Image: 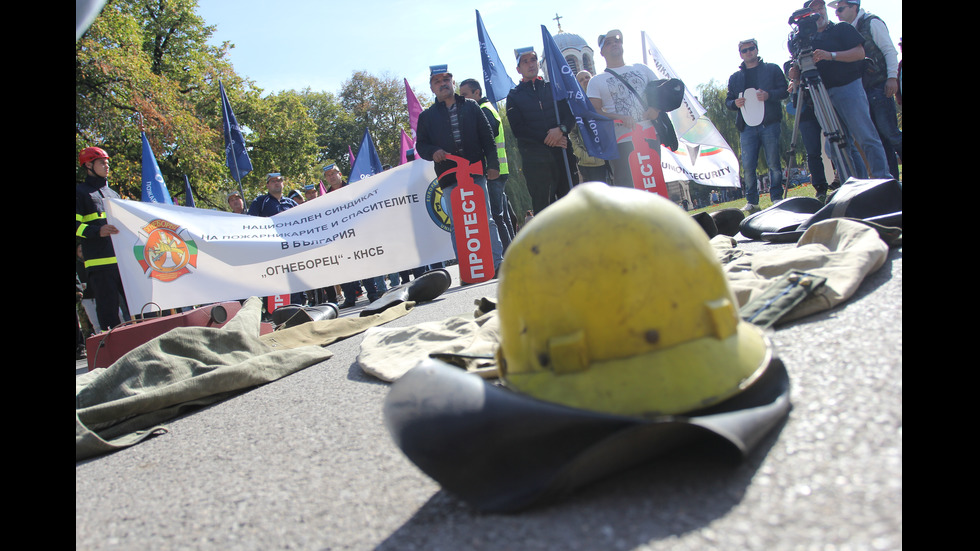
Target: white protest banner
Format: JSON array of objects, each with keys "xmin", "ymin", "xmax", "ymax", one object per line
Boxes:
[
  {"xmin": 107, "ymin": 160, "xmax": 454, "ymax": 313},
  {"xmin": 642, "ymin": 31, "xmax": 740, "ymax": 189}
]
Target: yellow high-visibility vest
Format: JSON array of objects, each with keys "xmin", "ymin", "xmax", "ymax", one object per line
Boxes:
[{"xmin": 482, "ymin": 100, "xmax": 509, "ymax": 176}]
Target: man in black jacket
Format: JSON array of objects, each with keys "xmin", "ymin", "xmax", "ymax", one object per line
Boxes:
[
  {"xmin": 726, "ymin": 39, "xmax": 789, "ymax": 213},
  {"xmin": 506, "ymin": 47, "xmax": 578, "ymax": 216},
  {"xmin": 415, "ymin": 65, "xmax": 503, "ymax": 272},
  {"xmin": 75, "ymin": 146, "xmax": 129, "ymax": 330}
]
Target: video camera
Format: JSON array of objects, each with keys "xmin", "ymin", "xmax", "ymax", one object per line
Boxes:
[{"xmin": 787, "ymin": 8, "xmax": 821, "ymax": 59}]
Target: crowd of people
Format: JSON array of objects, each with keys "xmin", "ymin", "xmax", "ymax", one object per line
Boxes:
[
  {"xmin": 727, "ymin": 0, "xmax": 901, "ymax": 211},
  {"xmin": 77, "ymin": 4, "xmax": 901, "ymax": 355}
]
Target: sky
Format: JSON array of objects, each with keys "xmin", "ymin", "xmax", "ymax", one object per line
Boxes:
[{"xmin": 196, "ymin": 0, "xmax": 902, "ymax": 100}]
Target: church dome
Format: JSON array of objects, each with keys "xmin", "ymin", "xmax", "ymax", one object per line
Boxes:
[
  {"xmin": 554, "ymin": 32, "xmax": 589, "ymax": 52},
  {"xmin": 542, "ymin": 30, "xmax": 597, "ymax": 78}
]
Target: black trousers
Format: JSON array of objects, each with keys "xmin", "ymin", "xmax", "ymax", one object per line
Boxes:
[
  {"xmin": 519, "ymin": 147, "xmax": 577, "ymax": 215},
  {"xmin": 88, "ymin": 268, "xmax": 128, "ymax": 330}
]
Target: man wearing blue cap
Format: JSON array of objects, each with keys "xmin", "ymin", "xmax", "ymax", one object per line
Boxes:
[
  {"xmin": 248, "ymin": 173, "xmax": 298, "ymax": 217},
  {"xmin": 506, "ymin": 47, "xmax": 578, "ymax": 215},
  {"xmin": 321, "ymin": 163, "xmax": 346, "ymax": 194},
  {"xmin": 317, "ymin": 162, "xmax": 381, "ymax": 307},
  {"xmin": 416, "ymin": 64, "xmax": 503, "ymax": 273},
  {"xmin": 247, "ymin": 172, "xmax": 304, "ymax": 306},
  {"xmin": 304, "ymin": 184, "xmax": 318, "ymax": 202}
]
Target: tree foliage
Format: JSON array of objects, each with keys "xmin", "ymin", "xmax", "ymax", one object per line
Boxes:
[
  {"xmin": 76, "ymin": 2, "xmax": 440, "ymax": 210},
  {"xmin": 76, "ymin": 0, "xmax": 261, "ymax": 209},
  {"xmin": 340, "ymin": 71, "xmax": 415, "ymax": 170}
]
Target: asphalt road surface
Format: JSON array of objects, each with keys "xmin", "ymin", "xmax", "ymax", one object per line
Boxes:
[{"xmin": 76, "ymin": 236, "xmax": 902, "ymax": 550}]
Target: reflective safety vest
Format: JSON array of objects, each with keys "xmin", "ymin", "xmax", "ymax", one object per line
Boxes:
[
  {"xmin": 76, "ymin": 176, "xmax": 120, "ymax": 271},
  {"xmin": 480, "ymin": 99, "xmax": 509, "ymax": 176}
]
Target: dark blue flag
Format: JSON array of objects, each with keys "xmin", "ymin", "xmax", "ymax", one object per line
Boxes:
[
  {"xmin": 220, "ymin": 80, "xmax": 253, "ymax": 182},
  {"xmin": 183, "ymin": 175, "xmax": 195, "ymax": 207},
  {"xmin": 476, "ymin": 10, "xmax": 515, "ymax": 105},
  {"xmin": 141, "ymin": 131, "xmax": 174, "ymax": 204},
  {"xmin": 541, "ymin": 25, "xmax": 618, "ymax": 160},
  {"xmin": 349, "ymin": 128, "xmax": 383, "ymax": 183}
]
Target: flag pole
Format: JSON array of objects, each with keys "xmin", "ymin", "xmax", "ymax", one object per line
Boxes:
[
  {"xmin": 541, "ymin": 26, "xmax": 575, "ymax": 192},
  {"xmin": 549, "ymin": 92, "xmax": 575, "ymax": 192},
  {"xmin": 219, "ymin": 80, "xmax": 246, "ymax": 200}
]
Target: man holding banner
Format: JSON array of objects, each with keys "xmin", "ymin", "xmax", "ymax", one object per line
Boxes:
[
  {"xmin": 247, "ymin": 173, "xmax": 298, "ymax": 217},
  {"xmin": 247, "ymin": 172, "xmax": 305, "ymax": 306},
  {"xmin": 416, "ymin": 65, "xmax": 503, "ymax": 274},
  {"xmin": 586, "ymin": 30, "xmax": 665, "ymax": 191},
  {"xmin": 76, "ymin": 146, "xmax": 129, "ymax": 330}
]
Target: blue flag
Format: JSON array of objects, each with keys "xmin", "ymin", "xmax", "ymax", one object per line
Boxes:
[
  {"xmin": 141, "ymin": 131, "xmax": 174, "ymax": 204},
  {"xmin": 220, "ymin": 80, "xmax": 253, "ymax": 182},
  {"xmin": 183, "ymin": 175, "xmax": 195, "ymax": 208},
  {"xmin": 476, "ymin": 10, "xmax": 515, "ymax": 105},
  {"xmin": 541, "ymin": 25, "xmax": 618, "ymax": 160},
  {"xmin": 349, "ymin": 128, "xmax": 383, "ymax": 183}
]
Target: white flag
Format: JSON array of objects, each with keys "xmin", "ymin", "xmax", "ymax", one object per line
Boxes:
[{"xmin": 642, "ymin": 31, "xmax": 740, "ymax": 188}]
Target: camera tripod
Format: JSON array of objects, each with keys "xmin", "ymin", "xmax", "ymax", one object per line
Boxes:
[{"xmin": 786, "ymin": 50, "xmax": 856, "ymax": 184}]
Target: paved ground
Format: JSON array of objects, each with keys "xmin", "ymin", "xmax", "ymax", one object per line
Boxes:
[{"xmin": 76, "ymin": 235, "xmax": 902, "ymax": 550}]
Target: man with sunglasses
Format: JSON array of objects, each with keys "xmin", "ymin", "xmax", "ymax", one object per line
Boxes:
[
  {"xmin": 830, "ymin": 0, "xmax": 902, "ymax": 179},
  {"xmin": 726, "ymin": 38, "xmax": 789, "ymax": 213},
  {"xmin": 586, "ymin": 30, "xmax": 663, "ymax": 189}
]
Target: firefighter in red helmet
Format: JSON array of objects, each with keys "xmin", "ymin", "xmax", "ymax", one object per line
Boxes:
[{"xmin": 76, "ymin": 146, "xmax": 129, "ymax": 330}]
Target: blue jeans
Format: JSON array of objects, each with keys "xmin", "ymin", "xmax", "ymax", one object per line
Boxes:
[
  {"xmin": 739, "ymin": 122, "xmax": 783, "ymax": 204},
  {"xmin": 866, "ymin": 81, "xmax": 902, "ymax": 179},
  {"xmin": 486, "ymin": 174, "xmax": 514, "ymax": 253},
  {"xmin": 441, "ymin": 175, "xmax": 503, "ymax": 272},
  {"xmin": 828, "ymin": 78, "xmax": 892, "ymax": 180}
]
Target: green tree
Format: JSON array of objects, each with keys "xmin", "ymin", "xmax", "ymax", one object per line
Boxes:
[
  {"xmin": 245, "ymin": 90, "xmax": 319, "ymax": 195},
  {"xmin": 76, "ymin": 0, "xmax": 260, "ymax": 209},
  {"xmin": 299, "ymin": 88, "xmax": 358, "ymax": 175},
  {"xmin": 339, "ymin": 71, "xmax": 414, "ymax": 168}
]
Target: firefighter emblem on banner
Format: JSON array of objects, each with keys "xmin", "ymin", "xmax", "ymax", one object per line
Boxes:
[{"xmin": 133, "ymin": 219, "xmax": 198, "ymax": 282}]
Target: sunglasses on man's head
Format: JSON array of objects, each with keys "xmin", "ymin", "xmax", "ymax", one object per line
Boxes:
[{"xmin": 740, "ymin": 45, "xmax": 757, "ymax": 54}]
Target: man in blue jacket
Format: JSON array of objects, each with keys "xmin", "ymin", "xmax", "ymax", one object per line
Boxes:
[
  {"xmin": 247, "ymin": 173, "xmax": 306, "ymax": 306},
  {"xmin": 726, "ymin": 39, "xmax": 789, "ymax": 213}
]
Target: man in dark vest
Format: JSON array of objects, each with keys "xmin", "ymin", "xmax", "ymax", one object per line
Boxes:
[{"xmin": 831, "ymin": 0, "xmax": 902, "ymax": 179}]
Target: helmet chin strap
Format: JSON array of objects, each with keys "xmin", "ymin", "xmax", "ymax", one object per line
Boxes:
[{"xmin": 85, "ymin": 163, "xmax": 108, "ymax": 184}]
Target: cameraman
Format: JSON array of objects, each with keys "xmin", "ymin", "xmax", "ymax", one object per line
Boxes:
[{"xmin": 788, "ymin": 0, "xmax": 892, "ymax": 180}]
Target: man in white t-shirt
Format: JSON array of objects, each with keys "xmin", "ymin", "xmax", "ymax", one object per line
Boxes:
[{"xmin": 586, "ymin": 29, "xmax": 663, "ymax": 189}]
